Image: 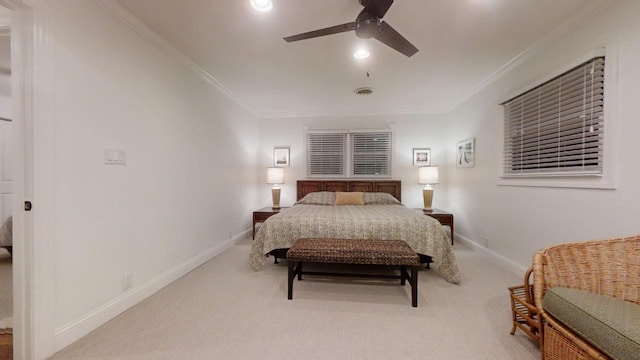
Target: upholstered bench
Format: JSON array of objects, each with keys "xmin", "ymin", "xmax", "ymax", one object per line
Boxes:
[{"xmin": 286, "ymin": 238, "xmax": 421, "ymax": 307}]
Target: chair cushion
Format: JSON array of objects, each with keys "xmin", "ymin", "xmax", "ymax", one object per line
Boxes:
[{"xmin": 543, "ymin": 287, "xmax": 640, "ymax": 360}]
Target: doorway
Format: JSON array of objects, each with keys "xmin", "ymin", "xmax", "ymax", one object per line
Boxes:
[{"xmin": 0, "ymin": 9, "xmax": 12, "ymax": 358}]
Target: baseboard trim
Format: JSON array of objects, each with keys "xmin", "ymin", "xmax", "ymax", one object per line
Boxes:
[
  {"xmin": 53, "ymin": 230, "xmax": 249, "ymax": 351},
  {"xmin": 454, "ymin": 233, "xmax": 529, "ymax": 278}
]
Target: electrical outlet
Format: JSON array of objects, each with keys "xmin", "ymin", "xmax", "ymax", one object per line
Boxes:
[{"xmin": 122, "ymin": 273, "xmax": 133, "ymax": 290}]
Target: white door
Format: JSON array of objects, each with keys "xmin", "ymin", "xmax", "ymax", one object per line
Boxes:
[
  {"xmin": 0, "ymin": 117, "xmax": 11, "ymax": 223},
  {"xmin": 0, "ymin": 116, "xmax": 10, "ymax": 331}
]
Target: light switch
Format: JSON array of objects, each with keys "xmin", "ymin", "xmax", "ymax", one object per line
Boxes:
[{"xmin": 104, "ymin": 148, "xmax": 126, "ymax": 165}]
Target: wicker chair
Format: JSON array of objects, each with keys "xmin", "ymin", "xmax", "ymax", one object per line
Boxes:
[{"xmin": 533, "ymin": 235, "xmax": 640, "ymax": 360}]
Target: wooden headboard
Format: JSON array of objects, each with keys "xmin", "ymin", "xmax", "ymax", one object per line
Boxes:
[{"xmin": 297, "ymin": 180, "xmax": 402, "ymax": 202}]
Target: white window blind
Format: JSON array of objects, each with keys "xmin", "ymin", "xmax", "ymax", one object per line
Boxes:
[
  {"xmin": 502, "ymin": 56, "xmax": 605, "ymax": 176},
  {"xmin": 351, "ymin": 131, "xmax": 392, "ymax": 177},
  {"xmin": 306, "ymin": 130, "xmax": 392, "ymax": 178},
  {"xmin": 306, "ymin": 132, "xmax": 347, "ymax": 177}
]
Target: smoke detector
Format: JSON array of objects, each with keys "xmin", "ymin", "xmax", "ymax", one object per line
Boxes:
[{"xmin": 354, "ymin": 87, "xmax": 373, "ymax": 95}]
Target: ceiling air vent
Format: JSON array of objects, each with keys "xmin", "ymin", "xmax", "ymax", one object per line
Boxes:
[{"xmin": 354, "ymin": 87, "xmax": 373, "ymax": 95}]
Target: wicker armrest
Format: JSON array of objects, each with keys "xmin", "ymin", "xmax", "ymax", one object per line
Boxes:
[{"xmin": 532, "ymin": 252, "xmax": 547, "ymax": 316}]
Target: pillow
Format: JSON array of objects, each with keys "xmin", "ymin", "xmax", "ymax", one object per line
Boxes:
[
  {"xmin": 335, "ymin": 192, "xmax": 364, "ymax": 205},
  {"xmin": 363, "ymin": 192, "xmax": 401, "ymax": 205},
  {"xmin": 295, "ymin": 191, "xmax": 336, "ymax": 205}
]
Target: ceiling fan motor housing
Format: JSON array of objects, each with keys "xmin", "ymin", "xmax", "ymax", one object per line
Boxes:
[
  {"xmin": 355, "ymin": 12, "xmax": 382, "ymax": 39},
  {"xmin": 283, "ymin": 0, "xmax": 418, "ymax": 57}
]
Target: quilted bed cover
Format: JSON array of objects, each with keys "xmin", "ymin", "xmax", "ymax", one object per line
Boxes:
[
  {"xmin": 0, "ymin": 216, "xmax": 11, "ymax": 247},
  {"xmin": 249, "ymin": 204, "xmax": 461, "ymax": 284}
]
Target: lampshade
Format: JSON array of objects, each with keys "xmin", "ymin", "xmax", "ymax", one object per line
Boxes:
[
  {"xmin": 418, "ymin": 166, "xmax": 439, "ymax": 185},
  {"xmin": 266, "ymin": 167, "xmax": 284, "ymax": 185}
]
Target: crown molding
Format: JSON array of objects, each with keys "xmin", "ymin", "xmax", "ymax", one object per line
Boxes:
[
  {"xmin": 444, "ymin": 0, "xmax": 618, "ymax": 113},
  {"xmin": 96, "ymin": 0, "xmax": 259, "ymax": 118},
  {"xmin": 98, "ymin": 0, "xmax": 617, "ymax": 120},
  {"xmin": 0, "ymin": 0, "xmax": 26, "ymax": 9},
  {"xmin": 256, "ymin": 104, "xmax": 449, "ymax": 119}
]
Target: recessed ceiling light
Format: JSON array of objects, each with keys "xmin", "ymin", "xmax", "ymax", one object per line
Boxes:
[
  {"xmin": 353, "ymin": 49, "xmax": 370, "ymax": 59},
  {"xmin": 250, "ymin": 0, "xmax": 273, "ymax": 12},
  {"xmin": 354, "ymin": 87, "xmax": 373, "ymax": 95}
]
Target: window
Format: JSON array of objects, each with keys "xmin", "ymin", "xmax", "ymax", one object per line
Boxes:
[
  {"xmin": 306, "ymin": 130, "xmax": 392, "ymax": 178},
  {"xmin": 306, "ymin": 132, "xmax": 347, "ymax": 177},
  {"xmin": 502, "ymin": 56, "xmax": 604, "ymax": 177}
]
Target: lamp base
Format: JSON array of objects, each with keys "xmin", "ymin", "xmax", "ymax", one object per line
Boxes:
[
  {"xmin": 271, "ymin": 187, "xmax": 281, "ymax": 209},
  {"xmin": 422, "ymin": 187, "xmax": 434, "ymax": 211}
]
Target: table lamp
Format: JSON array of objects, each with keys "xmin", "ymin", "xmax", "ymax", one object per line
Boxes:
[
  {"xmin": 418, "ymin": 166, "xmax": 439, "ymax": 210},
  {"xmin": 266, "ymin": 167, "xmax": 284, "ymax": 209}
]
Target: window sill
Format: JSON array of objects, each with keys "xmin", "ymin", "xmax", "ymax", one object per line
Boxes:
[{"xmin": 497, "ymin": 176, "xmax": 616, "ymax": 190}]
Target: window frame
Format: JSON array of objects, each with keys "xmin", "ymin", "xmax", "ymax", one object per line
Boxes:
[
  {"xmin": 305, "ymin": 129, "xmax": 393, "ymax": 179},
  {"xmin": 498, "ymin": 47, "xmax": 618, "ymax": 190}
]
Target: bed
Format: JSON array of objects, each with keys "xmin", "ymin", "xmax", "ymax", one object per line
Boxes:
[
  {"xmin": 0, "ymin": 216, "xmax": 11, "ymax": 255},
  {"xmin": 249, "ymin": 180, "xmax": 461, "ymax": 284}
]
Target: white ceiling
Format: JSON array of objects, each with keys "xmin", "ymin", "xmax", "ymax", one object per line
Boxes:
[{"xmin": 116, "ymin": 0, "xmax": 614, "ymax": 118}]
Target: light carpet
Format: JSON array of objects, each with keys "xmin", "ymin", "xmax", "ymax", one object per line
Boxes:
[
  {"xmin": 50, "ymin": 237, "xmax": 539, "ymax": 359},
  {"xmin": 0, "ymin": 250, "xmax": 11, "ymax": 330}
]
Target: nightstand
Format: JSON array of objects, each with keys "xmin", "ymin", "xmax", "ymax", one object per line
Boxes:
[
  {"xmin": 421, "ymin": 209, "xmax": 454, "ymax": 245},
  {"xmin": 253, "ymin": 207, "xmax": 289, "ymax": 240}
]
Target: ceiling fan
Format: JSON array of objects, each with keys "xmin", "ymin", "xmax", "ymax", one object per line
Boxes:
[{"xmin": 283, "ymin": 0, "xmax": 419, "ymax": 57}]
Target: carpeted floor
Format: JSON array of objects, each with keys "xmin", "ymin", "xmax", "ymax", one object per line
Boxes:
[{"xmin": 50, "ymin": 237, "xmax": 540, "ymax": 359}]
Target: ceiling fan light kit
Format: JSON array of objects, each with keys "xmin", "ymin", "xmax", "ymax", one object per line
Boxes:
[
  {"xmin": 353, "ymin": 48, "xmax": 370, "ymax": 59},
  {"xmin": 283, "ymin": 0, "xmax": 418, "ymax": 58},
  {"xmin": 250, "ymin": 0, "xmax": 272, "ymax": 12}
]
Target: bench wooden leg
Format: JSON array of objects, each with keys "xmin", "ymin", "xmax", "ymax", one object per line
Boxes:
[
  {"xmin": 400, "ymin": 266, "xmax": 407, "ymax": 285},
  {"xmin": 411, "ymin": 266, "xmax": 418, "ymax": 307},
  {"xmin": 288, "ymin": 261, "xmax": 295, "ymax": 300}
]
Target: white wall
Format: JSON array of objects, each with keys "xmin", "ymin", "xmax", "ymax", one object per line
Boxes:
[
  {"xmin": 445, "ymin": 0, "xmax": 640, "ymax": 268},
  {"xmin": 34, "ymin": 0, "xmax": 258, "ymax": 353},
  {"xmin": 257, "ymin": 114, "xmax": 450, "ymax": 210}
]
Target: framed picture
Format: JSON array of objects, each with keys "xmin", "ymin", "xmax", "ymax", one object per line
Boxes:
[
  {"xmin": 413, "ymin": 148, "xmax": 431, "ymax": 166},
  {"xmin": 274, "ymin": 146, "xmax": 290, "ymax": 167},
  {"xmin": 456, "ymin": 138, "xmax": 475, "ymax": 168}
]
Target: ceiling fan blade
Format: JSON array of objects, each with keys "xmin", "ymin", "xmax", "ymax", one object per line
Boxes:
[
  {"xmin": 284, "ymin": 22, "xmax": 356, "ymax": 42},
  {"xmin": 363, "ymin": 0, "xmax": 394, "ymax": 19},
  {"xmin": 375, "ymin": 21, "xmax": 419, "ymax": 57}
]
